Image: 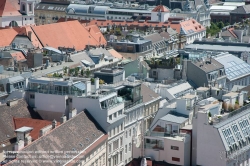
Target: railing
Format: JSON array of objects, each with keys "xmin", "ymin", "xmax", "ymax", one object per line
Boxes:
[
  {"xmin": 124, "ymin": 97, "xmax": 143, "ymax": 110},
  {"xmin": 27, "ymin": 89, "xmax": 83, "ymax": 96}
]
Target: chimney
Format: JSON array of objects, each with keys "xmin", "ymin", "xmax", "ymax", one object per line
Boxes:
[
  {"xmin": 28, "ymin": 31, "xmax": 32, "ymax": 41},
  {"xmin": 61, "ymin": 115, "xmax": 67, "ymax": 124},
  {"xmin": 69, "ymin": 108, "xmax": 77, "ymax": 119},
  {"xmin": 7, "ymin": 99, "xmax": 18, "ymax": 106},
  {"xmin": 39, "ymin": 125, "xmax": 52, "ymax": 137},
  {"xmin": 94, "ymin": 77, "xmax": 99, "ymax": 93},
  {"xmin": 52, "ymin": 119, "xmax": 57, "ymax": 129},
  {"xmin": 24, "ymin": 135, "xmax": 32, "ymax": 146},
  {"xmin": 85, "ymin": 80, "xmax": 91, "ymax": 96},
  {"xmin": 15, "ymin": 140, "xmax": 24, "ymax": 151}
]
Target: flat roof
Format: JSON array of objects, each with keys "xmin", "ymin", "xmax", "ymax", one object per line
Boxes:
[{"xmin": 160, "ymin": 112, "xmax": 188, "ymax": 124}]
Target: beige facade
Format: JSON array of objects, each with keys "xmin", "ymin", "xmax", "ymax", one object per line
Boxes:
[
  {"xmin": 35, "ymin": 10, "xmax": 66, "ymax": 25},
  {"xmin": 77, "ymin": 139, "xmax": 107, "ymax": 166}
]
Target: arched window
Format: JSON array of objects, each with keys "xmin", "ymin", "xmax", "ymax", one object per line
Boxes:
[
  {"xmin": 9, "ymin": 21, "xmax": 18, "ymax": 27},
  {"xmin": 22, "ymin": 4, "xmax": 25, "ymax": 12}
]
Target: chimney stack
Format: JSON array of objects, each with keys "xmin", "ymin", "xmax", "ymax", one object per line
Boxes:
[
  {"xmin": 69, "ymin": 108, "xmax": 77, "ymax": 119},
  {"xmin": 94, "ymin": 77, "xmax": 99, "ymax": 93},
  {"xmin": 39, "ymin": 125, "xmax": 52, "ymax": 137},
  {"xmin": 24, "ymin": 135, "xmax": 32, "ymax": 146},
  {"xmin": 15, "ymin": 140, "xmax": 24, "ymax": 151},
  {"xmin": 52, "ymin": 119, "xmax": 57, "ymax": 129},
  {"xmin": 61, "ymin": 115, "xmax": 67, "ymax": 124}
]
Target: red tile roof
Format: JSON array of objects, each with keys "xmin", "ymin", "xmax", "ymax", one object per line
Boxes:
[
  {"xmin": 0, "ymin": 28, "xmax": 18, "ymax": 47},
  {"xmin": 14, "ymin": 26, "xmax": 43, "ymax": 48},
  {"xmin": 152, "ymin": 5, "xmax": 170, "ymax": 12},
  {"xmin": 10, "ymin": 51, "xmax": 25, "ymax": 61},
  {"xmin": 88, "ymin": 18, "xmax": 205, "ymax": 35},
  {"xmin": 228, "ymin": 28, "xmax": 238, "ymax": 38},
  {"xmin": 31, "ymin": 21, "xmax": 104, "ymax": 51},
  {"xmin": 108, "ymin": 49, "xmax": 124, "ymax": 59},
  {"xmin": 0, "ymin": 0, "xmax": 21, "ymax": 17},
  {"xmin": 84, "ymin": 24, "xmax": 107, "ymax": 46},
  {"xmin": 180, "ymin": 19, "xmax": 206, "ymax": 34},
  {"xmin": 13, "ymin": 118, "xmax": 60, "ymax": 140}
]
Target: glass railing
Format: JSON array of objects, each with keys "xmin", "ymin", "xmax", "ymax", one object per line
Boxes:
[{"xmin": 27, "ymin": 89, "xmax": 83, "ymax": 96}]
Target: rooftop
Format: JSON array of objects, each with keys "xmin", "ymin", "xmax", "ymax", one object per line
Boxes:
[
  {"xmin": 192, "ymin": 58, "xmax": 224, "ymax": 73},
  {"xmin": 0, "ymin": 99, "xmax": 42, "ymax": 143},
  {"xmin": 8, "ymin": 111, "xmax": 107, "ymax": 166},
  {"xmin": 31, "ymin": 21, "xmax": 106, "ymax": 51},
  {"xmin": 141, "ymin": 83, "xmax": 161, "ymax": 103},
  {"xmin": 214, "ymin": 53, "xmax": 250, "ymax": 81},
  {"xmin": 13, "ymin": 118, "xmax": 60, "ymax": 140},
  {"xmin": 160, "ymin": 111, "xmax": 188, "ymax": 124}
]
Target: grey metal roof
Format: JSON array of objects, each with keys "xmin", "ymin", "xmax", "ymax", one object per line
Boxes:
[
  {"xmin": 160, "ymin": 111, "xmax": 188, "ymax": 124},
  {"xmin": 185, "ymin": 44, "xmax": 250, "ymax": 52},
  {"xmin": 214, "ymin": 53, "xmax": 250, "ymax": 81},
  {"xmin": 43, "ymin": 47, "xmax": 62, "ymax": 54},
  {"xmin": 66, "ymin": 4, "xmax": 90, "ymax": 14},
  {"xmin": 8, "ymin": 76, "xmax": 24, "ymax": 84},
  {"xmin": 35, "ymin": 3, "xmax": 67, "ymax": 11},
  {"xmin": 93, "ymin": 6, "xmax": 109, "ymax": 14}
]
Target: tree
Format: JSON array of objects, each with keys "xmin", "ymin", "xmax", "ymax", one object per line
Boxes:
[
  {"xmin": 99, "ymin": 79, "xmax": 105, "ymax": 84},
  {"xmin": 74, "ymin": 67, "xmax": 79, "ymax": 77},
  {"xmin": 80, "ymin": 69, "xmax": 84, "ymax": 76},
  {"xmin": 208, "ymin": 112, "xmax": 212, "ymax": 117},
  {"xmin": 86, "ymin": 69, "xmax": 91, "ymax": 78},
  {"xmin": 91, "ymin": 78, "xmax": 95, "ymax": 84},
  {"xmin": 217, "ymin": 21, "xmax": 224, "ymax": 29}
]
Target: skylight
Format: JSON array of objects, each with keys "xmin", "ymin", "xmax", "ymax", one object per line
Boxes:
[{"xmin": 222, "ymin": 128, "xmax": 236, "ymax": 147}]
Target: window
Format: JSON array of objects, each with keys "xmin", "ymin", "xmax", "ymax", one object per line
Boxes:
[
  {"xmin": 171, "ymin": 146, "xmax": 179, "ymax": 150},
  {"xmin": 239, "ymin": 119, "xmax": 250, "ymax": 137},
  {"xmin": 109, "ymin": 115, "xmax": 112, "ymax": 121},
  {"xmin": 113, "ymin": 128, "xmax": 115, "ymax": 135},
  {"xmin": 125, "ymin": 131, "xmax": 127, "ymax": 138},
  {"xmin": 129, "ymin": 129, "xmax": 131, "ymax": 137},
  {"xmin": 125, "ymin": 145, "xmax": 127, "ymax": 153},
  {"xmin": 222, "ymin": 128, "xmax": 236, "ymax": 147},
  {"xmin": 113, "ymin": 140, "xmax": 119, "ymax": 150},
  {"xmin": 30, "ymin": 94, "xmax": 35, "ymax": 99},
  {"xmin": 117, "ymin": 126, "xmax": 119, "ymax": 133},
  {"xmin": 172, "ymin": 157, "xmax": 180, "ymax": 162},
  {"xmin": 120, "ymin": 137, "xmax": 123, "ymax": 146},
  {"xmin": 29, "ymin": 4, "xmax": 32, "ymax": 12},
  {"xmin": 133, "ymin": 128, "xmax": 135, "ymax": 136},
  {"xmin": 120, "ymin": 123, "xmax": 123, "ymax": 131},
  {"xmin": 109, "ymin": 144, "xmax": 111, "ymax": 153},
  {"xmin": 114, "ymin": 112, "xmax": 117, "ymax": 118},
  {"xmin": 120, "ymin": 151, "xmax": 122, "ymax": 162},
  {"xmin": 118, "ymin": 110, "xmax": 122, "ymax": 115},
  {"xmin": 231, "ymin": 124, "xmax": 243, "ymax": 141},
  {"xmin": 129, "ymin": 143, "xmax": 131, "ymax": 151}
]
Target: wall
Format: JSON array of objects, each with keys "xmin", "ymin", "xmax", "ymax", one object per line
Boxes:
[
  {"xmin": 193, "ymin": 111, "xmax": 226, "ymax": 166},
  {"xmin": 79, "ymin": 138, "xmax": 107, "ymax": 166},
  {"xmin": 1, "ymin": 16, "xmax": 23, "ymax": 27},
  {"xmin": 35, "ymin": 9, "xmax": 66, "ymax": 25},
  {"xmin": 150, "ymin": 68, "xmax": 174, "ymax": 81},
  {"xmin": 186, "ymin": 60, "xmax": 208, "ymax": 88}
]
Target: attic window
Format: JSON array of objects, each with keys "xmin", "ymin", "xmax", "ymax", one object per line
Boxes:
[
  {"xmin": 192, "ymin": 21, "xmax": 195, "ymax": 24},
  {"xmin": 195, "ymin": 27, "xmax": 197, "ymax": 30},
  {"xmin": 199, "ymin": 25, "xmax": 201, "ymax": 28},
  {"xmin": 95, "ymin": 22, "xmax": 97, "ymax": 24}
]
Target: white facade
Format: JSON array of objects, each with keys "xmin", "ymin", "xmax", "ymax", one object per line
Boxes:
[
  {"xmin": 192, "ymin": 104, "xmax": 250, "ymax": 166},
  {"xmin": 133, "ymin": 134, "xmax": 191, "ymax": 166},
  {"xmin": 185, "ymin": 31, "xmax": 206, "ymax": 44},
  {"xmin": 0, "ymin": 0, "xmax": 35, "ymax": 27}
]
